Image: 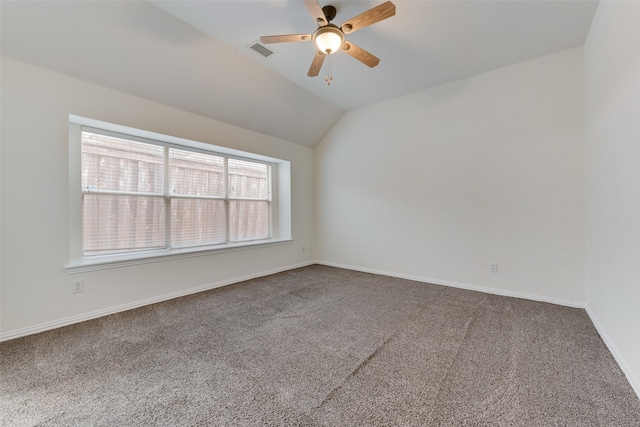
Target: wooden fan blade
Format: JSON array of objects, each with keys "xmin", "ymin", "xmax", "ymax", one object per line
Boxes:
[
  {"xmin": 340, "ymin": 1, "xmax": 396, "ymax": 34},
  {"xmin": 341, "ymin": 42, "xmax": 380, "ymax": 68},
  {"xmin": 260, "ymin": 34, "xmax": 312, "ymax": 44},
  {"xmin": 304, "ymin": 0, "xmax": 328, "ymax": 26},
  {"xmin": 307, "ymin": 50, "xmax": 326, "ymax": 77}
]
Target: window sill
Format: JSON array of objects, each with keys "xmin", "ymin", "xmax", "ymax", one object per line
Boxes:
[{"xmin": 65, "ymin": 238, "xmax": 293, "ymax": 274}]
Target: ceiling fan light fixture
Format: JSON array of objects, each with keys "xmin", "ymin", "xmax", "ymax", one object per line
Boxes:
[{"xmin": 313, "ymin": 25, "xmax": 344, "ymax": 54}]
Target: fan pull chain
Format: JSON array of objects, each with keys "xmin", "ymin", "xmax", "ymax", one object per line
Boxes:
[{"xmin": 325, "ymin": 54, "xmax": 333, "ymax": 86}]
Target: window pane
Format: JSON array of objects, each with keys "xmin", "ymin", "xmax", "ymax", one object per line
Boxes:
[
  {"xmin": 83, "ymin": 194, "xmax": 165, "ymax": 255},
  {"xmin": 171, "ymin": 199, "xmax": 226, "ymax": 248},
  {"xmin": 169, "ymin": 149, "xmax": 224, "ymax": 197},
  {"xmin": 82, "ymin": 132, "xmax": 164, "ymax": 194},
  {"xmin": 229, "ymin": 200, "xmax": 269, "ymax": 242},
  {"xmin": 228, "ymin": 159, "xmax": 269, "ymax": 199},
  {"xmin": 80, "ymin": 127, "xmax": 275, "ymax": 258}
]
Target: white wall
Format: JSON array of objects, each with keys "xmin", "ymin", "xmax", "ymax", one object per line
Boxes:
[
  {"xmin": 584, "ymin": 1, "xmax": 640, "ymax": 395},
  {"xmin": 0, "ymin": 57, "xmax": 315, "ymax": 338},
  {"xmin": 315, "ymin": 47, "xmax": 585, "ymax": 303}
]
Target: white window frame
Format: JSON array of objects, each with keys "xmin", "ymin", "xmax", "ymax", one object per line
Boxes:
[{"xmin": 66, "ymin": 116, "xmax": 292, "ymax": 273}]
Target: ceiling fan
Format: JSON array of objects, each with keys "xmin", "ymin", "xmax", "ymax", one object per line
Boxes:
[{"xmin": 260, "ymin": 0, "xmax": 396, "ymax": 79}]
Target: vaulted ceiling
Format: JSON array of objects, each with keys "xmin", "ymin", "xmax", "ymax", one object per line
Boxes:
[{"xmin": 1, "ymin": 1, "xmax": 598, "ymax": 147}]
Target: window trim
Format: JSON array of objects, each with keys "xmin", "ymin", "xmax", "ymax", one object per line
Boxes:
[
  {"xmin": 66, "ymin": 115, "xmax": 292, "ymax": 274},
  {"xmin": 65, "ymin": 238, "xmax": 293, "ymax": 274}
]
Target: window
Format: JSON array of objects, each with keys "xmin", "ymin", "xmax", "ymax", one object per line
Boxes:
[
  {"xmin": 66, "ymin": 116, "xmax": 291, "ymax": 273},
  {"xmin": 81, "ymin": 129, "xmax": 272, "ymax": 256}
]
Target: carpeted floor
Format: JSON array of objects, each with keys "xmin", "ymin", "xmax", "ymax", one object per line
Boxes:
[{"xmin": 1, "ymin": 265, "xmax": 639, "ymax": 426}]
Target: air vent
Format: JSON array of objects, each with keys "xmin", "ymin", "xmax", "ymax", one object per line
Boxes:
[{"xmin": 248, "ymin": 42, "xmax": 275, "ymax": 58}]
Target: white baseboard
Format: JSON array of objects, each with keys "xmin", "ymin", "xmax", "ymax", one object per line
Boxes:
[
  {"xmin": 585, "ymin": 305, "xmax": 640, "ymax": 400},
  {"xmin": 316, "ymin": 261, "xmax": 585, "ymax": 308},
  {"xmin": 0, "ymin": 261, "xmax": 314, "ymax": 342}
]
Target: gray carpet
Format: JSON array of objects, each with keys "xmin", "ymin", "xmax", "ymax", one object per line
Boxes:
[{"xmin": 1, "ymin": 265, "xmax": 639, "ymax": 426}]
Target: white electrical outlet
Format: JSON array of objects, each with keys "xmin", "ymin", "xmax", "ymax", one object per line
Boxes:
[
  {"xmin": 72, "ymin": 279, "xmax": 84, "ymax": 294},
  {"xmin": 491, "ymin": 263, "xmax": 499, "ymax": 273}
]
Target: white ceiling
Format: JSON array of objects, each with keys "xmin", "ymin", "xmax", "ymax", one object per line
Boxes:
[{"xmin": 1, "ymin": 1, "xmax": 598, "ymax": 147}]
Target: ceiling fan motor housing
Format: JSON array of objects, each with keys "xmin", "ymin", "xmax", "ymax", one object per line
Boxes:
[{"xmin": 322, "ymin": 5, "xmax": 337, "ymax": 22}]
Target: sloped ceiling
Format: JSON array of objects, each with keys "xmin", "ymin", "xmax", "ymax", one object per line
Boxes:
[
  {"xmin": 1, "ymin": 1, "xmax": 598, "ymax": 147},
  {"xmin": 0, "ymin": 0, "xmax": 343, "ymax": 147}
]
